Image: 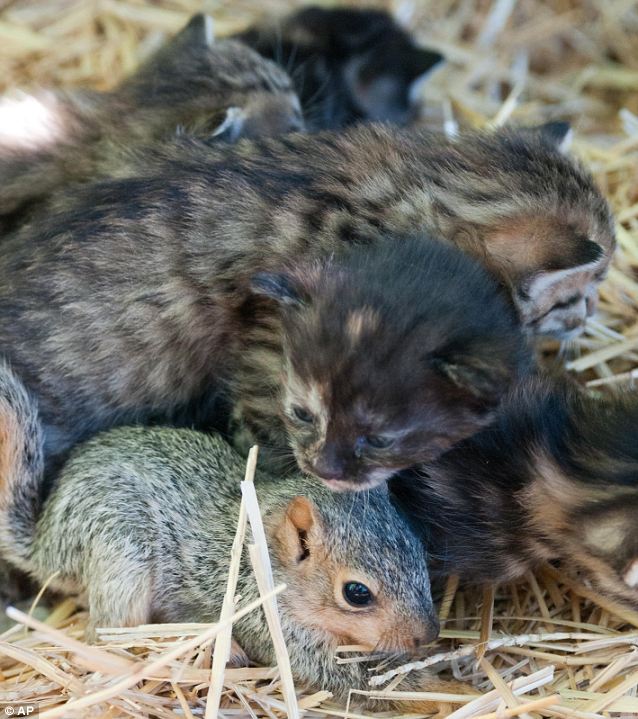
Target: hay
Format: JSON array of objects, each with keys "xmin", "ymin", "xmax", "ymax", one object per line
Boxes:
[{"xmin": 0, "ymin": 0, "xmax": 638, "ymax": 717}]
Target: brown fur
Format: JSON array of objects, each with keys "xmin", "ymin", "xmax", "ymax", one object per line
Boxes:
[
  {"xmin": 110, "ymin": 121, "xmax": 613, "ymax": 338},
  {"xmin": 391, "ymin": 374, "xmax": 638, "ymax": 608},
  {"xmin": 0, "ymin": 14, "xmax": 301, "ymax": 229},
  {"xmin": 0, "ymin": 226, "xmax": 529, "ymax": 489}
]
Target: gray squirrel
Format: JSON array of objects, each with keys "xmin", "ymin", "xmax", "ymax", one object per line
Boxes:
[{"xmin": 0, "ymin": 362, "xmax": 463, "ymax": 710}]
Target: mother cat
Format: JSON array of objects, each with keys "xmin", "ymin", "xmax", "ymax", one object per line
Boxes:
[{"xmin": 0, "ymin": 123, "xmax": 613, "ymax": 485}]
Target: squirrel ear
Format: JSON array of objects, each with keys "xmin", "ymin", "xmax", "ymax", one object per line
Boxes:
[
  {"xmin": 287, "ymin": 496, "xmax": 316, "ymax": 533},
  {"xmin": 276, "ymin": 497, "xmax": 318, "ymax": 565},
  {"xmin": 251, "ymin": 272, "xmax": 305, "ymax": 307}
]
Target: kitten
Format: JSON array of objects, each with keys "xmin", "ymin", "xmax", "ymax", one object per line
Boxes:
[
  {"xmin": 0, "ymin": 230, "xmax": 529, "ymax": 490},
  {"xmin": 390, "ymin": 375, "xmax": 638, "ymax": 607},
  {"xmin": 240, "ymin": 237, "xmax": 529, "ymax": 489},
  {"xmin": 111, "ymin": 120, "xmax": 613, "ymax": 339},
  {"xmin": 0, "ymin": 14, "xmax": 302, "ymax": 227},
  {"xmin": 236, "ymin": 5, "xmax": 443, "ymax": 129}
]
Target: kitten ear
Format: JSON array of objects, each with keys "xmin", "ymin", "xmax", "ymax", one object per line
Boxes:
[
  {"xmin": 549, "ymin": 235, "xmax": 603, "ymax": 271},
  {"xmin": 174, "ymin": 13, "xmax": 215, "ymax": 49},
  {"xmin": 276, "ymin": 497, "xmax": 318, "ymax": 565},
  {"xmin": 532, "ymin": 121, "xmax": 573, "ymax": 153},
  {"xmin": 408, "ymin": 50, "xmax": 445, "ymax": 104},
  {"xmin": 251, "ymin": 272, "xmax": 305, "ymax": 307},
  {"xmin": 413, "ymin": 48, "xmax": 445, "ymax": 76},
  {"xmin": 429, "ymin": 354, "xmax": 506, "ymax": 408},
  {"xmin": 208, "ymin": 107, "xmax": 245, "ymax": 143},
  {"xmin": 520, "ymin": 236, "xmax": 603, "ymax": 298},
  {"xmin": 485, "ymin": 217, "xmax": 604, "ymax": 277}
]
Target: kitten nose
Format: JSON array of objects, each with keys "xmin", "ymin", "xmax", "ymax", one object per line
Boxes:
[
  {"xmin": 585, "ymin": 292, "xmax": 598, "ymax": 317},
  {"xmin": 312, "ymin": 455, "xmax": 346, "ymax": 481}
]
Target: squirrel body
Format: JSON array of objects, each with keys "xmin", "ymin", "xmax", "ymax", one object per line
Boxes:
[{"xmin": 0, "ymin": 362, "xmax": 458, "ymax": 707}]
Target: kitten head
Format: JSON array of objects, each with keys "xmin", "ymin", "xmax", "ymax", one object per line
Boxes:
[
  {"xmin": 296, "ymin": 7, "xmax": 444, "ymax": 124},
  {"xmin": 439, "ymin": 122, "xmax": 615, "ymax": 339},
  {"xmin": 117, "ymin": 14, "xmax": 304, "ymax": 141},
  {"xmin": 252, "ymin": 236, "xmax": 530, "ymax": 491},
  {"xmin": 240, "ymin": 6, "xmax": 442, "ymax": 129}
]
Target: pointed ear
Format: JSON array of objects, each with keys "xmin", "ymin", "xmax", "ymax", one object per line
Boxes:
[
  {"xmin": 408, "ymin": 50, "xmax": 444, "ymax": 104},
  {"xmin": 484, "ymin": 218, "xmax": 604, "ymax": 277},
  {"xmin": 250, "ymin": 272, "xmax": 305, "ymax": 307},
  {"xmin": 520, "ymin": 235, "xmax": 603, "ymax": 297},
  {"xmin": 276, "ymin": 497, "xmax": 319, "ymax": 565},
  {"xmin": 208, "ymin": 107, "xmax": 245, "ymax": 143},
  {"xmin": 533, "ymin": 121, "xmax": 573, "ymax": 153},
  {"xmin": 412, "ymin": 48, "xmax": 445, "ymax": 76},
  {"xmin": 173, "ymin": 13, "xmax": 215, "ymax": 49},
  {"xmin": 429, "ymin": 354, "xmax": 506, "ymax": 408},
  {"xmin": 546, "ymin": 235, "xmax": 603, "ymax": 271}
]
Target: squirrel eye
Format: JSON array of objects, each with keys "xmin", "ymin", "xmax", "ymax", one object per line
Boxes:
[
  {"xmin": 364, "ymin": 434, "xmax": 395, "ymax": 449},
  {"xmin": 293, "ymin": 406, "xmax": 315, "ymax": 423},
  {"xmin": 343, "ymin": 581, "xmax": 374, "ymax": 607}
]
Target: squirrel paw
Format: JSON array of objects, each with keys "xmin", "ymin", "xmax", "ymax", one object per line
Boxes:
[{"xmin": 228, "ymin": 638, "xmax": 250, "ymax": 667}]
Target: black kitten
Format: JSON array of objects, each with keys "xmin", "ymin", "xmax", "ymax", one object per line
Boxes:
[{"xmin": 237, "ymin": 6, "xmax": 443, "ymax": 129}]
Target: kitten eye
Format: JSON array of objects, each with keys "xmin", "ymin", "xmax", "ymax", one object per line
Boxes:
[
  {"xmin": 364, "ymin": 434, "xmax": 395, "ymax": 449},
  {"xmin": 343, "ymin": 581, "xmax": 374, "ymax": 607},
  {"xmin": 292, "ymin": 406, "xmax": 315, "ymax": 423}
]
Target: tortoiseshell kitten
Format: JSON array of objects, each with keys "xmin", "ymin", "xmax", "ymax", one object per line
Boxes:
[
  {"xmin": 237, "ymin": 6, "xmax": 443, "ymax": 129},
  {"xmin": 0, "ymin": 14, "xmax": 302, "ymax": 229},
  {"xmin": 243, "ymin": 237, "xmax": 530, "ymax": 489},
  {"xmin": 0, "ymin": 226, "xmax": 529, "ymax": 490},
  {"xmin": 391, "ymin": 375, "xmax": 638, "ymax": 607}
]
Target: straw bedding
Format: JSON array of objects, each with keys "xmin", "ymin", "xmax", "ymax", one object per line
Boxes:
[{"xmin": 0, "ymin": 1, "xmax": 637, "ymax": 717}]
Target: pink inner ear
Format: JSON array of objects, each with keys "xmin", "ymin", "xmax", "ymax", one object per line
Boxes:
[{"xmin": 484, "ymin": 216, "xmax": 606, "ymax": 279}]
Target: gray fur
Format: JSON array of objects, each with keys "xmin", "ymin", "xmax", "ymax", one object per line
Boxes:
[{"xmin": 0, "ymin": 363, "xmax": 457, "ymax": 706}]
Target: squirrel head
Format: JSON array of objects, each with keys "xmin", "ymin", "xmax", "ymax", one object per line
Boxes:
[{"xmin": 269, "ymin": 484, "xmax": 438, "ymax": 654}]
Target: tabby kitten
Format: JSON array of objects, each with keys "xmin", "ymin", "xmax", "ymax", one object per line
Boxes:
[
  {"xmin": 390, "ymin": 375, "xmax": 638, "ymax": 607},
  {"xmin": 0, "ymin": 14, "xmax": 302, "ymax": 226},
  {"xmin": 0, "ymin": 228, "xmax": 528, "ymax": 490},
  {"xmin": 111, "ymin": 120, "xmax": 613, "ymax": 339},
  {"xmin": 237, "ymin": 5, "xmax": 443, "ymax": 129}
]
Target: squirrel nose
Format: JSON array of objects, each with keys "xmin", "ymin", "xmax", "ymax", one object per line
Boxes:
[{"xmin": 414, "ymin": 616, "xmax": 440, "ymax": 648}]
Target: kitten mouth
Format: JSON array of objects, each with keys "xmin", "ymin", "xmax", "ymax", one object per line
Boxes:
[
  {"xmin": 536, "ymin": 321, "xmax": 585, "ymax": 341},
  {"xmin": 322, "ymin": 476, "xmax": 386, "ymax": 493}
]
